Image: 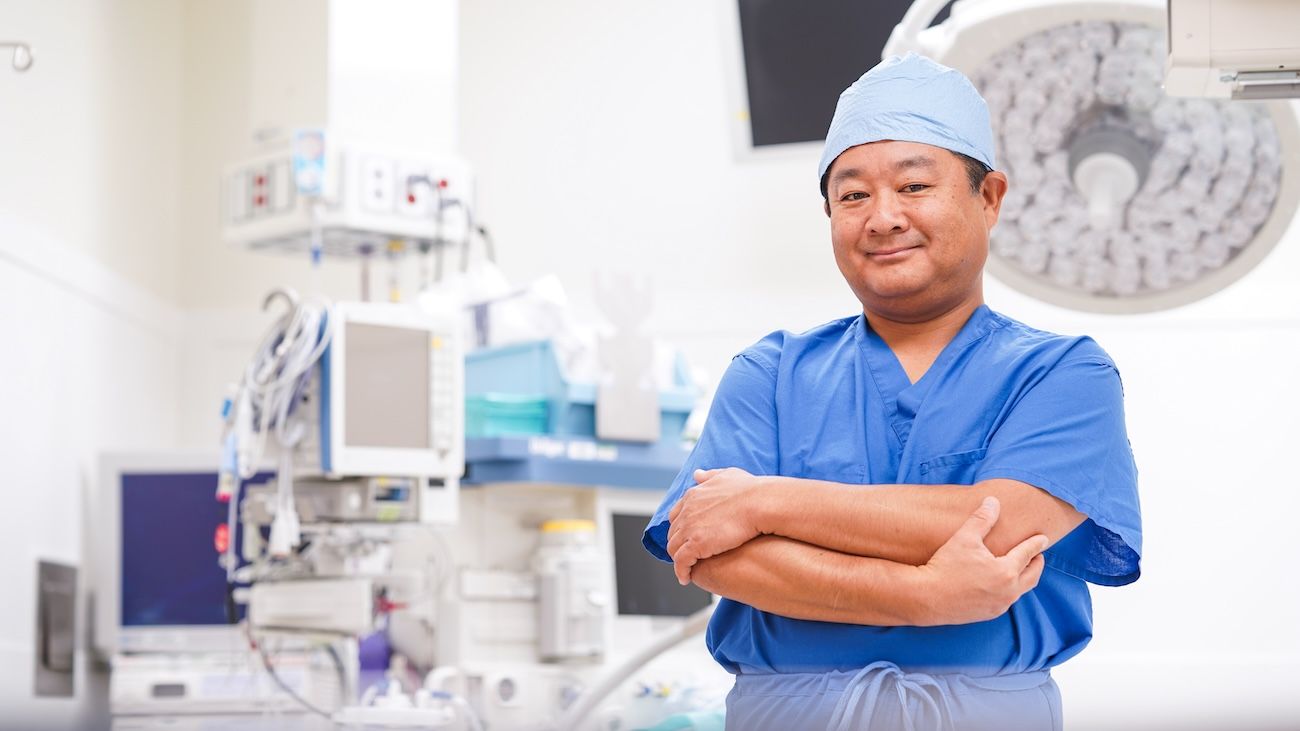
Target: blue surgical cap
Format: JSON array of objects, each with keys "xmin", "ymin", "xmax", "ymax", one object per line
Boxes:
[{"xmin": 818, "ymin": 53, "xmax": 997, "ymax": 192}]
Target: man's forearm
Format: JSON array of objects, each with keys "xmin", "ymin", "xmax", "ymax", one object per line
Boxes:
[
  {"xmin": 753, "ymin": 477, "xmax": 1084, "ymax": 565},
  {"xmin": 690, "ymin": 535, "xmax": 929, "ymax": 626}
]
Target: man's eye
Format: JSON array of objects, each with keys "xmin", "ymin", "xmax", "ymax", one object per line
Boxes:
[
  {"xmin": 840, "ymin": 191, "xmax": 868, "ymax": 202},
  {"xmin": 902, "ymin": 184, "xmax": 929, "ymax": 193}
]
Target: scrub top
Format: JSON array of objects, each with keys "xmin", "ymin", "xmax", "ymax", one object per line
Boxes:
[{"xmin": 643, "ymin": 305, "xmax": 1142, "ymax": 677}]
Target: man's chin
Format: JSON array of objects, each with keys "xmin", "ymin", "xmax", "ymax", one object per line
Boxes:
[
  {"xmin": 856, "ymin": 280, "xmax": 931, "ymax": 305},
  {"xmin": 856, "ymin": 286, "xmax": 953, "ymax": 320}
]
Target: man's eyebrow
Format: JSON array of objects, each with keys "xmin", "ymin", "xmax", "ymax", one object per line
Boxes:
[
  {"xmin": 829, "ymin": 167, "xmax": 863, "ymax": 189},
  {"xmin": 830, "ymin": 156, "xmax": 939, "ymax": 191},
  {"xmin": 893, "ymin": 155, "xmax": 938, "ymax": 171}
]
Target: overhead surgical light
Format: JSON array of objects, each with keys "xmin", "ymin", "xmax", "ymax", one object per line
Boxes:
[{"xmin": 887, "ymin": 0, "xmax": 1300, "ymax": 313}]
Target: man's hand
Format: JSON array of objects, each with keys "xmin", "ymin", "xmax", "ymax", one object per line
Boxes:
[
  {"xmin": 666, "ymin": 467, "xmax": 766, "ymax": 585},
  {"xmin": 912, "ymin": 496, "xmax": 1049, "ymax": 626}
]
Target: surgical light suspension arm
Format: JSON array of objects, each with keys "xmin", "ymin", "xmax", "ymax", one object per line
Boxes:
[{"xmin": 884, "ymin": 0, "xmax": 960, "ymax": 57}]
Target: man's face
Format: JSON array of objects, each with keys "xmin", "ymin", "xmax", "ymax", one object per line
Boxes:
[{"xmin": 824, "ymin": 141, "xmax": 1007, "ymax": 322}]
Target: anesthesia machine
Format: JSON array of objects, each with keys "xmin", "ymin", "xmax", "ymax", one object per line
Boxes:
[{"xmin": 95, "ymin": 117, "xmax": 724, "ymax": 731}]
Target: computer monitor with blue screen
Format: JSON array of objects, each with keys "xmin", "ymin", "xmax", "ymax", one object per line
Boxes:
[{"xmin": 93, "ymin": 453, "xmax": 274, "ymax": 658}]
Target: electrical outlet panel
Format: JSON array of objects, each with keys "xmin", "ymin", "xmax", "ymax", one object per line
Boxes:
[
  {"xmin": 361, "ymin": 156, "xmax": 396, "ymax": 213},
  {"xmin": 222, "ymin": 140, "xmax": 474, "ymax": 256},
  {"xmin": 269, "ymin": 160, "xmax": 295, "ymax": 213}
]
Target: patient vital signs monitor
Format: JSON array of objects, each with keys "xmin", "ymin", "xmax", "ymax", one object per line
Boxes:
[{"xmin": 298, "ymin": 301, "xmax": 463, "ymax": 485}]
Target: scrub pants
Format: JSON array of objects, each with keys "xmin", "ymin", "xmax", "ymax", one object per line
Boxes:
[{"xmin": 724, "ymin": 662, "xmax": 1062, "ymax": 731}]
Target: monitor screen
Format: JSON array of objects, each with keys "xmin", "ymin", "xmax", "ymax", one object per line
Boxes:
[
  {"xmin": 611, "ymin": 513, "xmax": 712, "ymax": 617},
  {"xmin": 120, "ymin": 471, "xmax": 272, "ymax": 627},
  {"xmin": 344, "ymin": 321, "xmax": 431, "ymax": 450},
  {"xmin": 736, "ymin": 0, "xmax": 955, "ymax": 147}
]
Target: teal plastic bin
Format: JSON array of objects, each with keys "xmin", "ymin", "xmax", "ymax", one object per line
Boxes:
[
  {"xmin": 465, "ymin": 394, "xmax": 550, "ymax": 437},
  {"xmin": 464, "ymin": 340, "xmax": 696, "ymax": 443}
]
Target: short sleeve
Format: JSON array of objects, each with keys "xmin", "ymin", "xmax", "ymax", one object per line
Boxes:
[
  {"xmin": 642, "ymin": 350, "xmax": 779, "ymax": 562},
  {"xmin": 974, "ymin": 354, "xmax": 1142, "ymax": 586}
]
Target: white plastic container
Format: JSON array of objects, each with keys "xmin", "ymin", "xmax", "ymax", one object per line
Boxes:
[{"xmin": 533, "ymin": 519, "xmax": 608, "ymax": 661}]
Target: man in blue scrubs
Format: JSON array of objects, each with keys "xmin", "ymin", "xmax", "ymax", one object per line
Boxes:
[{"xmin": 643, "ymin": 54, "xmax": 1141, "ymax": 730}]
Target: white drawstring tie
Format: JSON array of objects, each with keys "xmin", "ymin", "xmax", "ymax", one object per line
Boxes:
[{"xmin": 827, "ymin": 661, "xmax": 955, "ymax": 731}]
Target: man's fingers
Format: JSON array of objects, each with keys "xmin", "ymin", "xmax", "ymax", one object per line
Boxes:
[
  {"xmin": 1004, "ymin": 533, "xmax": 1050, "ymax": 569},
  {"xmin": 672, "ymin": 546, "xmax": 696, "ymax": 585},
  {"xmin": 666, "ymin": 526, "xmax": 684, "ymax": 558},
  {"xmin": 668, "ymin": 497, "xmax": 684, "ymax": 523},
  {"xmin": 673, "ymin": 560, "xmax": 690, "ymax": 585},
  {"xmin": 955, "ymin": 496, "xmax": 1001, "ymax": 543},
  {"xmin": 1017, "ymin": 554, "xmax": 1046, "ymax": 593},
  {"xmin": 694, "ymin": 468, "xmax": 722, "ymax": 483}
]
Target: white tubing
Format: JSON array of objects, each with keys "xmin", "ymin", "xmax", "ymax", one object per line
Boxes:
[{"xmin": 552, "ymin": 605, "xmax": 714, "ymax": 731}]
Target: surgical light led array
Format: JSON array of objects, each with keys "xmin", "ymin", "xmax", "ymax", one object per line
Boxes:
[{"xmin": 973, "ymin": 20, "xmax": 1285, "ymax": 306}]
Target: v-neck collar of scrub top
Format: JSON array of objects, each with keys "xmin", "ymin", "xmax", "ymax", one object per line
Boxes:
[{"xmin": 856, "ymin": 304, "xmax": 997, "ymax": 451}]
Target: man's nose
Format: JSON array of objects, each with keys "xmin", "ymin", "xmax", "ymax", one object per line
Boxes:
[{"xmin": 866, "ymin": 194, "xmax": 909, "ymax": 236}]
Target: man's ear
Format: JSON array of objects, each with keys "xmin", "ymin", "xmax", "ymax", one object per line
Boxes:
[
  {"xmin": 980, "ymin": 171, "xmax": 1009, "ymax": 229},
  {"xmin": 823, "ymin": 199, "xmax": 831, "ymax": 218}
]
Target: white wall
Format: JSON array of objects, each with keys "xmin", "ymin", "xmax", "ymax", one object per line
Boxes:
[
  {"xmin": 0, "ymin": 219, "xmax": 183, "ymax": 730},
  {"xmin": 457, "ymin": 1, "xmax": 1300, "ymax": 728},
  {"xmin": 459, "ymin": 1, "xmax": 860, "ymax": 380},
  {"xmin": 0, "ymin": 2, "xmax": 186, "ymax": 726},
  {"xmin": 176, "ymin": 0, "xmax": 361, "ymax": 314},
  {"xmin": 0, "ymin": 0, "xmax": 184, "ymax": 304}
]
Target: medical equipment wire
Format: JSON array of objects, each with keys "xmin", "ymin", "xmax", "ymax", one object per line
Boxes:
[
  {"xmin": 458, "ymin": 205, "xmax": 476, "ymax": 273},
  {"xmin": 225, "ymin": 287, "xmax": 333, "ymax": 479},
  {"xmin": 459, "ymin": 222, "xmax": 496, "ymax": 275},
  {"xmin": 222, "ymin": 475, "xmax": 242, "ymax": 621},
  {"xmin": 244, "ymin": 619, "xmax": 348, "ymax": 720},
  {"xmin": 222, "ymin": 287, "xmax": 333, "ymax": 563}
]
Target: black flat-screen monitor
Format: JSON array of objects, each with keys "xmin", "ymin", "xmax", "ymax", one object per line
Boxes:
[
  {"xmin": 611, "ymin": 513, "xmax": 713, "ymax": 617},
  {"xmin": 736, "ymin": 0, "xmax": 956, "ymax": 147}
]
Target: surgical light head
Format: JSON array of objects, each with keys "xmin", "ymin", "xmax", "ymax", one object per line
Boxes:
[
  {"xmin": 973, "ymin": 21, "xmax": 1287, "ymax": 306},
  {"xmin": 818, "ymin": 52, "xmax": 998, "ymax": 195}
]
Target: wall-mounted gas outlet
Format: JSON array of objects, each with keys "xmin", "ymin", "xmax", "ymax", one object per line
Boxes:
[
  {"xmin": 248, "ymin": 165, "xmax": 274, "ymax": 218},
  {"xmin": 397, "ymin": 162, "xmax": 436, "ymax": 218}
]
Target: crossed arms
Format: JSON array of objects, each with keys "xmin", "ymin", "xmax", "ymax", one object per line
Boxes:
[{"xmin": 664, "ymin": 469, "xmax": 1086, "ymax": 627}]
